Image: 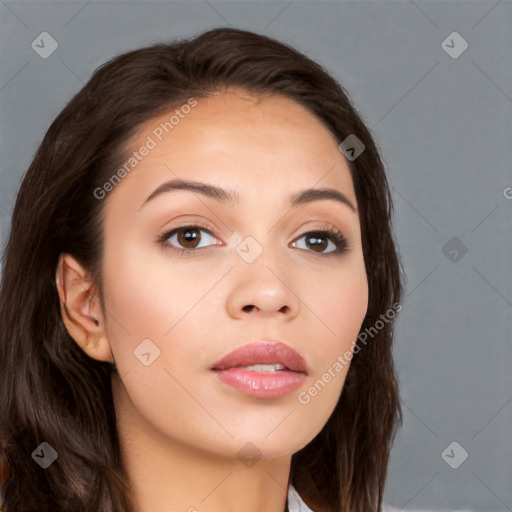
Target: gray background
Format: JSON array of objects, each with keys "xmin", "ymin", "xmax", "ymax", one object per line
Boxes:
[{"xmin": 1, "ymin": 1, "xmax": 511, "ymax": 510}]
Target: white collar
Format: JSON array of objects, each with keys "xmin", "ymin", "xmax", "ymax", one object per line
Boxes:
[{"xmin": 287, "ymin": 484, "xmax": 315, "ymax": 512}]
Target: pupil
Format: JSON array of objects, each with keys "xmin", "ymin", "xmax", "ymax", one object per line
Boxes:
[
  {"xmin": 178, "ymin": 228, "xmax": 200, "ymax": 248},
  {"xmin": 308, "ymin": 233, "xmax": 327, "ymax": 252}
]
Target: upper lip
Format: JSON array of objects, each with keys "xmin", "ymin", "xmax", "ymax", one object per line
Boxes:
[{"xmin": 211, "ymin": 340, "xmax": 308, "ymax": 374}]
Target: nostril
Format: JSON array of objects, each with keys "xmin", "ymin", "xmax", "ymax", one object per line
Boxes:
[{"xmin": 242, "ymin": 305, "xmax": 256, "ymax": 312}]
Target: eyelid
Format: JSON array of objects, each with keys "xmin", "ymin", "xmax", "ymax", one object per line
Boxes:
[
  {"xmin": 156, "ymin": 208, "xmax": 348, "ymax": 237},
  {"xmin": 294, "ymin": 211, "xmax": 347, "ymax": 232}
]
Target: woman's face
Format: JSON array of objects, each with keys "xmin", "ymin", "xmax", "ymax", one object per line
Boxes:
[{"xmin": 101, "ymin": 88, "xmax": 368, "ymax": 459}]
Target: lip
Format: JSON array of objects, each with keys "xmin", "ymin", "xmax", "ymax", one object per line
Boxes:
[
  {"xmin": 211, "ymin": 340, "xmax": 308, "ymax": 374},
  {"xmin": 210, "ymin": 340, "xmax": 308, "ymax": 398}
]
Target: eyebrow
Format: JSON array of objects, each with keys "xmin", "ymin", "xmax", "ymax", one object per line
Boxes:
[{"xmin": 138, "ymin": 179, "xmax": 357, "ymax": 212}]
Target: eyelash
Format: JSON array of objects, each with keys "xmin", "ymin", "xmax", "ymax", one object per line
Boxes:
[{"xmin": 156, "ymin": 222, "xmax": 349, "ymax": 257}]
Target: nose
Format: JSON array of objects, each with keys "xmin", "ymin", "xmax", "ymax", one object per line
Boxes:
[{"xmin": 226, "ymin": 253, "xmax": 301, "ymax": 322}]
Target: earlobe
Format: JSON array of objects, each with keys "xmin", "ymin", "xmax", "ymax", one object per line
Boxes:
[{"xmin": 55, "ymin": 253, "xmax": 114, "ymax": 364}]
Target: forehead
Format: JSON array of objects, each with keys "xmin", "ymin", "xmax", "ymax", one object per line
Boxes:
[
  {"xmin": 131, "ymin": 87, "xmax": 343, "ymax": 162},
  {"xmin": 106, "ymin": 87, "xmax": 356, "ymax": 213},
  {"xmin": 191, "ymin": 89, "xmax": 318, "ymax": 128}
]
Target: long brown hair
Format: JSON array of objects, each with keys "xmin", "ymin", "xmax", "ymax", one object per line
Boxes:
[{"xmin": 0, "ymin": 27, "xmax": 403, "ymax": 512}]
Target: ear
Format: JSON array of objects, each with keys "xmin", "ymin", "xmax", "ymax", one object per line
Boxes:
[{"xmin": 55, "ymin": 253, "xmax": 114, "ymax": 364}]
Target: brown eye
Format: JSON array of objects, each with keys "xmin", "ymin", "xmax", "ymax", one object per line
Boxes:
[
  {"xmin": 304, "ymin": 232, "xmax": 329, "ymax": 252},
  {"xmin": 290, "ymin": 229, "xmax": 347, "ymax": 255},
  {"xmin": 176, "ymin": 227, "xmax": 201, "ymax": 248},
  {"xmin": 161, "ymin": 225, "xmax": 218, "ymax": 251}
]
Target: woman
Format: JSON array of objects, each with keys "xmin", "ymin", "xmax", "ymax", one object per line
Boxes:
[{"xmin": 0, "ymin": 27, "xmax": 403, "ymax": 512}]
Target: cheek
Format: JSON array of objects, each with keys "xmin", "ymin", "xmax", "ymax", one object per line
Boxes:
[
  {"xmin": 309, "ymin": 257, "xmax": 368, "ymax": 349},
  {"xmin": 101, "ymin": 248, "xmax": 217, "ymax": 423},
  {"xmin": 100, "ymin": 243, "xmax": 230, "ymax": 396},
  {"xmin": 101, "ymin": 242, "xmax": 214, "ymax": 338},
  {"xmin": 300, "ymin": 259, "xmax": 368, "ymax": 403}
]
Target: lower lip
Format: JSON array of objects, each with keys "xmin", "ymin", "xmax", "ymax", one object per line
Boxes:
[{"xmin": 211, "ymin": 368, "xmax": 307, "ymax": 398}]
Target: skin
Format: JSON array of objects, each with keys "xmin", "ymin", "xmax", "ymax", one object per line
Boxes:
[{"xmin": 56, "ymin": 88, "xmax": 368, "ymax": 512}]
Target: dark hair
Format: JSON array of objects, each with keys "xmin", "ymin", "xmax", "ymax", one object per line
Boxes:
[{"xmin": 0, "ymin": 27, "xmax": 403, "ymax": 512}]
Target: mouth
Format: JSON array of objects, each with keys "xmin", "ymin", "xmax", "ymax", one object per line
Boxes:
[
  {"xmin": 226, "ymin": 363, "xmax": 290, "ymax": 372},
  {"xmin": 210, "ymin": 340, "xmax": 308, "ymax": 398}
]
